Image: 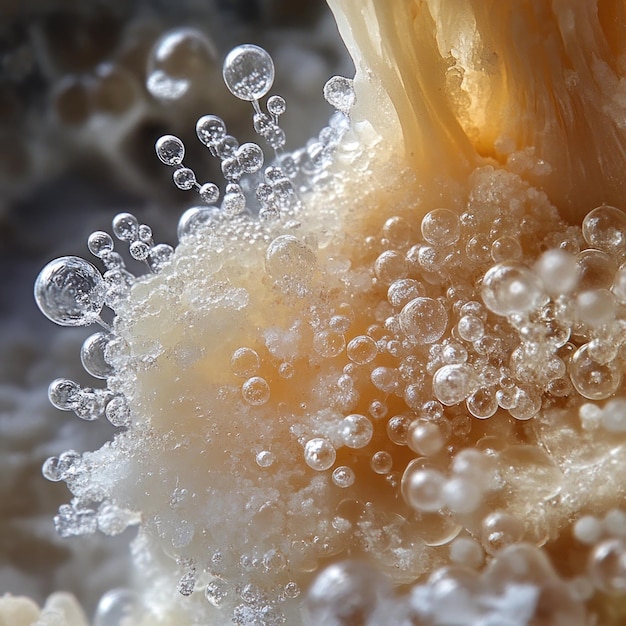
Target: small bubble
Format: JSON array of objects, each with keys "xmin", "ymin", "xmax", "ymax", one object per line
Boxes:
[
  {"xmin": 105, "ymin": 396, "xmax": 130, "ymax": 427},
  {"xmin": 231, "ymin": 347, "xmax": 260, "ymax": 377},
  {"xmin": 196, "ymin": 115, "xmax": 227, "ymax": 146},
  {"xmin": 129, "ymin": 241, "xmax": 150, "ymax": 261},
  {"xmin": 177, "ymin": 207, "xmax": 219, "ymax": 241},
  {"xmin": 368, "ymin": 400, "xmax": 388, "ymax": 420},
  {"xmin": 199, "ymin": 182, "xmax": 220, "ymax": 205},
  {"xmin": 582, "ymin": 204, "xmax": 626, "ymax": 255},
  {"xmin": 421, "ymin": 208, "xmax": 460, "ymax": 247},
  {"xmin": 35, "ymin": 256, "xmax": 107, "ymax": 327},
  {"xmin": 48, "ymin": 378, "xmax": 80, "ymax": 410},
  {"xmin": 432, "ymin": 364, "xmax": 475, "ymax": 406},
  {"xmin": 399, "ymin": 297, "xmax": 447, "ymax": 343},
  {"xmin": 386, "ymin": 414, "xmax": 412, "ymax": 445},
  {"xmin": 481, "ymin": 511, "xmax": 525, "ymax": 554},
  {"xmin": 205, "ymin": 579, "xmax": 229, "ymax": 607},
  {"xmin": 88, "ymin": 231, "xmax": 114, "ymax": 259},
  {"xmin": 313, "ymin": 329, "xmax": 345, "ymax": 358},
  {"xmin": 223, "ymin": 44, "xmax": 275, "ymax": 101},
  {"xmin": 267, "ymin": 95, "xmax": 286, "ymax": 116},
  {"xmin": 242, "ymin": 376, "xmax": 270, "ymax": 405},
  {"xmin": 237, "ymin": 142, "xmax": 264, "ymax": 174},
  {"xmin": 323, "ymin": 76, "xmax": 356, "ymax": 113},
  {"xmin": 370, "ymin": 451, "xmax": 393, "ymax": 474},
  {"xmin": 81, "ymin": 331, "xmax": 112, "ymax": 379},
  {"xmin": 457, "ymin": 314, "xmax": 484, "ymax": 342},
  {"xmin": 339, "ymin": 414, "xmax": 373, "ymax": 448},
  {"xmin": 304, "ymin": 438, "xmax": 336, "ymax": 471},
  {"xmin": 283, "ymin": 581, "xmax": 300, "ymax": 599},
  {"xmin": 402, "ymin": 466, "xmax": 446, "ymax": 512},
  {"xmin": 155, "ymin": 134, "xmax": 185, "ymax": 165},
  {"xmin": 387, "ymin": 278, "xmax": 423, "ymax": 308},
  {"xmin": 42, "ymin": 457, "xmax": 63, "ymax": 482},
  {"xmin": 570, "ymin": 343, "xmax": 622, "ymax": 400},
  {"xmin": 279, "ymin": 362, "xmax": 294, "ymax": 379},
  {"xmin": 332, "ymin": 466, "xmax": 355, "ymax": 488},
  {"xmin": 374, "ymin": 250, "xmax": 408, "ymax": 284},
  {"xmin": 407, "ymin": 420, "xmax": 444, "ymax": 456},
  {"xmin": 256, "ymin": 450, "xmax": 274, "ymax": 468},
  {"xmin": 577, "ymin": 248, "xmax": 617, "ymax": 291},
  {"xmin": 112, "ymin": 213, "xmax": 139, "ymax": 243},
  {"xmin": 491, "ymin": 236, "xmax": 522, "ymax": 262},
  {"xmin": 173, "ymin": 167, "xmax": 197, "ymax": 190},
  {"xmin": 265, "ymin": 235, "xmax": 316, "ymax": 293},
  {"xmin": 481, "ymin": 262, "xmax": 543, "ymax": 316},
  {"xmin": 346, "ymin": 335, "xmax": 378, "ymax": 365},
  {"xmin": 147, "ymin": 244, "xmax": 174, "ymax": 273}
]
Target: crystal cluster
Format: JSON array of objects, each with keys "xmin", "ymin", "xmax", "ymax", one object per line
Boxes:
[{"xmin": 32, "ymin": 3, "xmax": 626, "ymax": 626}]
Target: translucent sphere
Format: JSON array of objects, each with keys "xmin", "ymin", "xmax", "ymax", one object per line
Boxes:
[
  {"xmin": 371, "ymin": 451, "xmax": 393, "ymax": 474},
  {"xmin": 407, "ymin": 420, "xmax": 444, "ymax": 456},
  {"xmin": 35, "ymin": 256, "xmax": 107, "ymax": 326},
  {"xmin": 481, "ymin": 511, "xmax": 525, "ymax": 555},
  {"xmin": 94, "ymin": 588, "xmax": 140, "ymax": 626},
  {"xmin": 403, "ymin": 467, "xmax": 446, "ymax": 512},
  {"xmin": 346, "ymin": 335, "xmax": 378, "ymax": 364},
  {"xmin": 399, "ymin": 297, "xmax": 448, "ymax": 343},
  {"xmin": 173, "ymin": 167, "xmax": 197, "ymax": 190},
  {"xmin": 481, "ymin": 262, "xmax": 543, "ymax": 316},
  {"xmin": 588, "ymin": 539, "xmax": 626, "ymax": 594},
  {"xmin": 339, "ymin": 414, "xmax": 373, "ymax": 449},
  {"xmin": 231, "ymin": 347, "xmax": 260, "ymax": 377},
  {"xmin": 155, "ymin": 134, "xmax": 184, "ymax": 166},
  {"xmin": 569, "ymin": 343, "xmax": 622, "ymax": 400},
  {"xmin": 535, "ymin": 249, "xmax": 578, "ymax": 295},
  {"xmin": 582, "ymin": 205, "xmax": 626, "ymax": 254},
  {"xmin": 241, "ymin": 376, "xmax": 270, "ymax": 406},
  {"xmin": 177, "ymin": 207, "xmax": 220, "ymax": 241},
  {"xmin": 332, "ymin": 466, "xmax": 356, "ymax": 488},
  {"xmin": 265, "ymin": 235, "xmax": 317, "ymax": 293},
  {"xmin": 223, "ymin": 44, "xmax": 274, "ymax": 101},
  {"xmin": 304, "ymin": 438, "xmax": 336, "ymax": 471},
  {"xmin": 81, "ymin": 332, "xmax": 113, "ymax": 379},
  {"xmin": 196, "ymin": 115, "xmax": 227, "ymax": 146},
  {"xmin": 323, "ymin": 76, "xmax": 356, "ymax": 113},
  {"xmin": 432, "ymin": 364, "xmax": 475, "ymax": 406},
  {"xmin": 421, "ymin": 208, "xmax": 460, "ymax": 247}
]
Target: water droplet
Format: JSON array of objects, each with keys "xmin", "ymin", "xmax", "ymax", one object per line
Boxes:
[
  {"xmin": 399, "ymin": 297, "xmax": 447, "ymax": 343},
  {"xmin": 304, "ymin": 438, "xmax": 336, "ymax": 471},
  {"xmin": 155, "ymin": 134, "xmax": 185, "ymax": 165},
  {"xmin": 196, "ymin": 115, "xmax": 227, "ymax": 146},
  {"xmin": 35, "ymin": 256, "xmax": 107, "ymax": 326},
  {"xmin": 81, "ymin": 331, "xmax": 112, "ymax": 379},
  {"xmin": 105, "ymin": 396, "xmax": 130, "ymax": 427},
  {"xmin": 323, "ymin": 76, "xmax": 356, "ymax": 113},
  {"xmin": 173, "ymin": 167, "xmax": 197, "ymax": 190},
  {"xmin": 48, "ymin": 378, "xmax": 80, "ymax": 410},
  {"xmin": 223, "ymin": 44, "xmax": 275, "ymax": 101}
]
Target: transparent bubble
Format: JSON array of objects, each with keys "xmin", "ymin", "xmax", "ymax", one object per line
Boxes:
[
  {"xmin": 48, "ymin": 378, "xmax": 80, "ymax": 410},
  {"xmin": 255, "ymin": 450, "xmax": 274, "ymax": 468},
  {"xmin": 323, "ymin": 76, "xmax": 356, "ymax": 113},
  {"xmin": 237, "ymin": 142, "xmax": 264, "ymax": 174},
  {"xmin": 386, "ymin": 414, "xmax": 412, "ymax": 445},
  {"xmin": 304, "ymin": 438, "xmax": 336, "ymax": 471},
  {"xmin": 399, "ymin": 297, "xmax": 447, "ymax": 343},
  {"xmin": 432, "ymin": 364, "xmax": 475, "ymax": 406},
  {"xmin": 346, "ymin": 335, "xmax": 378, "ymax": 365},
  {"xmin": 205, "ymin": 579, "xmax": 229, "ymax": 607},
  {"xmin": 332, "ymin": 466, "xmax": 355, "ymax": 488},
  {"xmin": 88, "ymin": 231, "xmax": 114, "ymax": 259},
  {"xmin": 42, "ymin": 456, "xmax": 63, "ymax": 482},
  {"xmin": 387, "ymin": 279, "xmax": 424, "ymax": 308},
  {"xmin": 223, "ymin": 44, "xmax": 274, "ymax": 101},
  {"xmin": 339, "ymin": 414, "xmax": 373, "ymax": 449},
  {"xmin": 112, "ymin": 213, "xmax": 139, "ymax": 243},
  {"xmin": 73, "ymin": 390, "xmax": 106, "ymax": 421},
  {"xmin": 81, "ymin": 331, "xmax": 112, "ymax": 379},
  {"xmin": 582, "ymin": 205, "xmax": 626, "ymax": 254},
  {"xmin": 481, "ymin": 511, "xmax": 525, "ymax": 555},
  {"xmin": 371, "ymin": 451, "xmax": 393, "ymax": 474},
  {"xmin": 94, "ymin": 588, "xmax": 140, "ymax": 626},
  {"xmin": 588, "ymin": 539, "xmax": 626, "ymax": 594},
  {"xmin": 198, "ymin": 182, "xmax": 220, "ymax": 206},
  {"xmin": 267, "ymin": 95, "xmax": 286, "ymax": 116},
  {"xmin": 265, "ymin": 235, "xmax": 316, "ymax": 292},
  {"xmin": 491, "ymin": 236, "xmax": 522, "ymax": 262},
  {"xmin": 408, "ymin": 420, "xmax": 444, "ymax": 456},
  {"xmin": 148, "ymin": 244, "xmax": 174, "ymax": 273},
  {"xmin": 105, "ymin": 396, "xmax": 130, "ymax": 427},
  {"xmin": 466, "ymin": 387, "xmax": 498, "ymax": 419},
  {"xmin": 173, "ymin": 167, "xmax": 196, "ymax": 190},
  {"xmin": 535, "ymin": 249, "xmax": 578, "ymax": 295},
  {"xmin": 155, "ymin": 134, "xmax": 185, "ymax": 166},
  {"xmin": 577, "ymin": 248, "xmax": 617, "ymax": 291},
  {"xmin": 421, "ymin": 208, "xmax": 460, "ymax": 247},
  {"xmin": 402, "ymin": 466, "xmax": 446, "ymax": 512},
  {"xmin": 242, "ymin": 376, "xmax": 270, "ymax": 405},
  {"xmin": 129, "ymin": 241, "xmax": 149, "ymax": 261},
  {"xmin": 570, "ymin": 343, "xmax": 622, "ymax": 400},
  {"xmin": 457, "ymin": 314, "xmax": 484, "ymax": 342},
  {"xmin": 231, "ymin": 347, "xmax": 260, "ymax": 377},
  {"xmin": 481, "ymin": 262, "xmax": 543, "ymax": 316},
  {"xmin": 222, "ymin": 187, "xmax": 247, "ymax": 217},
  {"xmin": 374, "ymin": 250, "xmax": 408, "ymax": 284},
  {"xmin": 313, "ymin": 329, "xmax": 345, "ymax": 358},
  {"xmin": 35, "ymin": 256, "xmax": 106, "ymax": 326},
  {"xmin": 196, "ymin": 115, "xmax": 227, "ymax": 146},
  {"xmin": 576, "ymin": 289, "xmax": 616, "ymax": 327}
]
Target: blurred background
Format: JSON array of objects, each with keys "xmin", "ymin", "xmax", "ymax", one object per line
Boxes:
[{"xmin": 0, "ymin": 0, "xmax": 352, "ymax": 616}]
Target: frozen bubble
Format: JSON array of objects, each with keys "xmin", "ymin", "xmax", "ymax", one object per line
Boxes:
[
  {"xmin": 177, "ymin": 207, "xmax": 219, "ymax": 241},
  {"xmin": 305, "ymin": 561, "xmax": 392, "ymax": 626},
  {"xmin": 371, "ymin": 450, "xmax": 393, "ymax": 474},
  {"xmin": 231, "ymin": 347, "xmax": 260, "ymax": 377},
  {"xmin": 374, "ymin": 250, "xmax": 408, "ymax": 284},
  {"xmin": 570, "ymin": 343, "xmax": 622, "ymax": 400},
  {"xmin": 129, "ymin": 241, "xmax": 149, "ymax": 261},
  {"xmin": 255, "ymin": 450, "xmax": 274, "ymax": 468},
  {"xmin": 433, "ymin": 364, "xmax": 475, "ymax": 406},
  {"xmin": 196, "ymin": 115, "xmax": 226, "ymax": 146},
  {"xmin": 457, "ymin": 314, "xmax": 484, "ymax": 342},
  {"xmin": 323, "ymin": 76, "xmax": 356, "ymax": 113},
  {"xmin": 346, "ymin": 335, "xmax": 377, "ymax": 365},
  {"xmin": 421, "ymin": 208, "xmax": 460, "ymax": 247},
  {"xmin": 313, "ymin": 329, "xmax": 345, "ymax": 358},
  {"xmin": 399, "ymin": 297, "xmax": 447, "ymax": 343},
  {"xmin": 199, "ymin": 182, "xmax": 220, "ymax": 205},
  {"xmin": 155, "ymin": 134, "xmax": 185, "ymax": 166},
  {"xmin": 332, "ymin": 466, "xmax": 355, "ymax": 488},
  {"xmin": 481, "ymin": 262, "xmax": 543, "ymax": 316},
  {"xmin": 304, "ymin": 438, "xmax": 336, "ymax": 471},
  {"xmin": 42, "ymin": 456, "xmax": 63, "ymax": 482},
  {"xmin": 582, "ymin": 205, "xmax": 626, "ymax": 254},
  {"xmin": 112, "ymin": 213, "xmax": 139, "ymax": 243},
  {"xmin": 265, "ymin": 235, "xmax": 316, "ymax": 292},
  {"xmin": 81, "ymin": 331, "xmax": 112, "ymax": 379},
  {"xmin": 588, "ymin": 539, "xmax": 626, "ymax": 594},
  {"xmin": 48, "ymin": 378, "xmax": 80, "ymax": 410},
  {"xmin": 481, "ymin": 511, "xmax": 525, "ymax": 555},
  {"xmin": 147, "ymin": 244, "xmax": 174, "ymax": 273},
  {"xmin": 105, "ymin": 396, "xmax": 130, "ymax": 427},
  {"xmin": 267, "ymin": 94, "xmax": 286, "ymax": 116},
  {"xmin": 339, "ymin": 414, "xmax": 373, "ymax": 449},
  {"xmin": 535, "ymin": 249, "xmax": 578, "ymax": 295},
  {"xmin": 491, "ymin": 236, "xmax": 522, "ymax": 262},
  {"xmin": 173, "ymin": 167, "xmax": 197, "ymax": 190},
  {"xmin": 35, "ymin": 256, "xmax": 106, "ymax": 326},
  {"xmin": 223, "ymin": 44, "xmax": 274, "ymax": 101},
  {"xmin": 242, "ymin": 376, "xmax": 270, "ymax": 405},
  {"xmin": 237, "ymin": 142, "xmax": 264, "ymax": 174},
  {"xmin": 88, "ymin": 231, "xmax": 114, "ymax": 259},
  {"xmin": 205, "ymin": 579, "xmax": 229, "ymax": 607},
  {"xmin": 94, "ymin": 588, "xmax": 140, "ymax": 626},
  {"xmin": 402, "ymin": 467, "xmax": 446, "ymax": 512}
]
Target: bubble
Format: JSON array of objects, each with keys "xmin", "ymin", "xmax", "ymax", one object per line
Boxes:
[
  {"xmin": 374, "ymin": 250, "xmax": 408, "ymax": 284},
  {"xmin": 481, "ymin": 511, "xmax": 525, "ymax": 555},
  {"xmin": 255, "ymin": 450, "xmax": 274, "ymax": 468},
  {"xmin": 267, "ymin": 95, "xmax": 286, "ymax": 117},
  {"xmin": 332, "ymin": 466, "xmax": 355, "ymax": 488},
  {"xmin": 371, "ymin": 451, "xmax": 393, "ymax": 474},
  {"xmin": 535, "ymin": 249, "xmax": 578, "ymax": 295},
  {"xmin": 399, "ymin": 297, "xmax": 447, "ymax": 343},
  {"xmin": 576, "ymin": 289, "xmax": 616, "ymax": 327},
  {"xmin": 449, "ymin": 537, "xmax": 484, "ymax": 569},
  {"xmin": 304, "ymin": 438, "xmax": 336, "ymax": 471},
  {"xmin": 235, "ymin": 142, "xmax": 264, "ymax": 175},
  {"xmin": 386, "ymin": 414, "xmax": 412, "ymax": 445},
  {"xmin": 491, "ymin": 236, "xmax": 522, "ymax": 262},
  {"xmin": 322, "ymin": 76, "xmax": 356, "ymax": 113},
  {"xmin": 305, "ymin": 561, "xmax": 392, "ymax": 626},
  {"xmin": 313, "ymin": 329, "xmax": 345, "ymax": 358},
  {"xmin": 577, "ymin": 248, "xmax": 617, "ymax": 291},
  {"xmin": 147, "ymin": 244, "xmax": 174, "ymax": 273},
  {"xmin": 242, "ymin": 376, "xmax": 270, "ymax": 406},
  {"xmin": 42, "ymin": 457, "xmax": 63, "ymax": 482},
  {"xmin": 278, "ymin": 362, "xmax": 294, "ymax": 379},
  {"xmin": 173, "ymin": 167, "xmax": 197, "ymax": 190},
  {"xmin": 155, "ymin": 134, "xmax": 185, "ymax": 166},
  {"xmin": 573, "ymin": 515, "xmax": 603, "ymax": 545},
  {"xmin": 588, "ymin": 539, "xmax": 626, "ymax": 594},
  {"xmin": 421, "ymin": 208, "xmax": 460, "ymax": 247},
  {"xmin": 223, "ymin": 44, "xmax": 274, "ymax": 101},
  {"xmin": 284, "ymin": 581, "xmax": 300, "ymax": 599},
  {"xmin": 339, "ymin": 414, "xmax": 373, "ymax": 448},
  {"xmin": 582, "ymin": 204, "xmax": 626, "ymax": 254},
  {"xmin": 221, "ymin": 186, "xmax": 247, "ymax": 216},
  {"xmin": 81, "ymin": 331, "xmax": 112, "ymax": 379},
  {"xmin": 265, "ymin": 235, "xmax": 316, "ymax": 293},
  {"xmin": 88, "ymin": 231, "xmax": 114, "ymax": 259},
  {"xmin": 94, "ymin": 589, "xmax": 140, "ymax": 626},
  {"xmin": 129, "ymin": 241, "xmax": 149, "ymax": 261},
  {"xmin": 457, "ymin": 314, "xmax": 484, "ymax": 342},
  {"xmin": 196, "ymin": 115, "xmax": 227, "ymax": 146},
  {"xmin": 112, "ymin": 213, "xmax": 139, "ymax": 243},
  {"xmin": 231, "ymin": 347, "xmax": 260, "ymax": 377},
  {"xmin": 569, "ymin": 343, "xmax": 622, "ymax": 400},
  {"xmin": 387, "ymin": 279, "xmax": 423, "ymax": 308},
  {"xmin": 601, "ymin": 398, "xmax": 626, "ymax": 433},
  {"xmin": 35, "ymin": 256, "xmax": 107, "ymax": 327},
  {"xmin": 177, "ymin": 207, "xmax": 219, "ymax": 241},
  {"xmin": 408, "ymin": 420, "xmax": 444, "ymax": 456},
  {"xmin": 442, "ymin": 477, "xmax": 483, "ymax": 514},
  {"xmin": 104, "ymin": 396, "xmax": 130, "ymax": 427},
  {"xmin": 432, "ymin": 364, "xmax": 475, "ymax": 406},
  {"xmin": 371, "ymin": 366, "xmax": 399, "ymax": 393},
  {"xmin": 48, "ymin": 378, "xmax": 80, "ymax": 410},
  {"xmin": 466, "ymin": 387, "xmax": 498, "ymax": 419},
  {"xmin": 402, "ymin": 467, "xmax": 446, "ymax": 512},
  {"xmin": 205, "ymin": 579, "xmax": 229, "ymax": 607},
  {"xmin": 346, "ymin": 335, "xmax": 377, "ymax": 365},
  {"xmin": 481, "ymin": 262, "xmax": 543, "ymax": 316}
]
